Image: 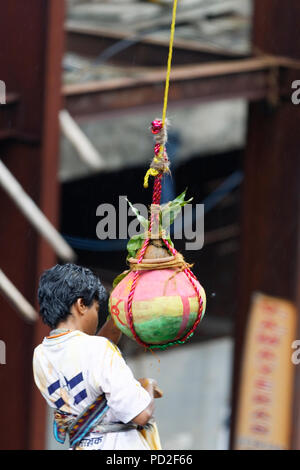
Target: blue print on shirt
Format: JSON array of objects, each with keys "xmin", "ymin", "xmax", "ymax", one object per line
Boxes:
[{"xmin": 48, "ymin": 372, "xmax": 87, "ymax": 409}]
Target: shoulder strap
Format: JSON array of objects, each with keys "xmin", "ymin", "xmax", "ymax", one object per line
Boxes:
[{"xmin": 54, "ymin": 394, "xmax": 109, "ymax": 449}]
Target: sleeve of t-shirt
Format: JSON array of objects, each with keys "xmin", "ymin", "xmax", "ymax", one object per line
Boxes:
[{"xmin": 93, "ymin": 338, "xmax": 152, "ymax": 424}]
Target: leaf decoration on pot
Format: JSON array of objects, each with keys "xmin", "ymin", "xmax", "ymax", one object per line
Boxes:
[
  {"xmin": 160, "ymin": 187, "xmax": 193, "ymax": 230},
  {"xmin": 124, "ymin": 189, "xmax": 192, "ymax": 262}
]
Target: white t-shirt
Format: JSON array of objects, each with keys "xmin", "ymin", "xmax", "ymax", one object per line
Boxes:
[{"xmin": 32, "ymin": 330, "xmax": 152, "ymax": 450}]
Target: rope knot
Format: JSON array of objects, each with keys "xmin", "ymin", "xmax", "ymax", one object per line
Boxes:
[
  {"xmin": 151, "ymin": 119, "xmax": 163, "ymax": 135},
  {"xmin": 144, "ymin": 119, "xmax": 171, "ymax": 188}
]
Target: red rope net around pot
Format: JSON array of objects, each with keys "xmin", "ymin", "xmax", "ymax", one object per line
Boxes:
[{"xmin": 108, "ymin": 121, "xmax": 206, "ymax": 350}]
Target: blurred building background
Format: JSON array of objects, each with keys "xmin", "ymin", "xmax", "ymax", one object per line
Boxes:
[{"xmin": 0, "ymin": 0, "xmax": 299, "ymax": 450}]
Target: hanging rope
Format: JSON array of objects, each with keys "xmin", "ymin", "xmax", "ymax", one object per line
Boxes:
[
  {"xmin": 126, "ymin": 0, "xmax": 205, "ymax": 350},
  {"xmin": 162, "ymin": 0, "xmax": 178, "ymax": 127},
  {"xmin": 143, "ymin": 0, "xmax": 178, "ymax": 190},
  {"xmin": 127, "ymin": 160, "xmax": 205, "ymax": 350}
]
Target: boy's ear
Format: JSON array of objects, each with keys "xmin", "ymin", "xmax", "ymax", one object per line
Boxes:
[{"xmin": 75, "ymin": 298, "xmax": 87, "ymax": 315}]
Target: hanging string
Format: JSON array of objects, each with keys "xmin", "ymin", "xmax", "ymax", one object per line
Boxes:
[
  {"xmin": 162, "ymin": 0, "xmax": 178, "ymax": 128},
  {"xmin": 125, "ymin": 0, "xmax": 205, "ymax": 350},
  {"xmin": 143, "ymin": 0, "xmax": 179, "ymax": 189},
  {"xmin": 126, "ymin": 175, "xmax": 205, "ymax": 350}
]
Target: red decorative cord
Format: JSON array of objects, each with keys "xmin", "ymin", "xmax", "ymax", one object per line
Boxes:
[
  {"xmin": 152, "ymin": 174, "xmax": 162, "ymax": 205},
  {"xmin": 126, "ymin": 175, "xmax": 162, "ymax": 348},
  {"xmin": 125, "ymin": 122, "xmax": 204, "ymax": 349},
  {"xmin": 162, "ymin": 238, "xmax": 204, "ymax": 342}
]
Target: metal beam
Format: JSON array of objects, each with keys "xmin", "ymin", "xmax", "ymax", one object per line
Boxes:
[
  {"xmin": 62, "ymin": 57, "xmax": 299, "ymax": 118},
  {"xmin": 0, "ymin": 270, "xmax": 38, "ymax": 323},
  {"xmin": 65, "ymin": 21, "xmax": 249, "ymax": 66},
  {"xmin": 59, "ymin": 109, "xmax": 105, "ymax": 170},
  {"xmin": 230, "ymin": 0, "xmax": 300, "ymax": 451},
  {"xmin": 0, "ymin": 0, "xmax": 65, "ymax": 450}
]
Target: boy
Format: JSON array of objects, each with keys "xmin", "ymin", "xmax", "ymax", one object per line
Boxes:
[{"xmin": 33, "ymin": 263, "xmax": 161, "ymax": 450}]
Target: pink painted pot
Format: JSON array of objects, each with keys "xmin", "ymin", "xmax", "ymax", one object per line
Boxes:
[{"xmin": 109, "ymin": 268, "xmax": 206, "ymax": 345}]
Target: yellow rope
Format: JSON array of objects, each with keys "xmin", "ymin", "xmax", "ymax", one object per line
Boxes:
[
  {"xmin": 143, "ymin": 0, "xmax": 179, "ymax": 189},
  {"xmin": 162, "ymin": 0, "xmax": 178, "ymax": 127},
  {"xmin": 144, "ymin": 168, "xmax": 160, "ymax": 189}
]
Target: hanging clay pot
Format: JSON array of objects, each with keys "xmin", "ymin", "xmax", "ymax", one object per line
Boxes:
[{"xmin": 109, "ymin": 239, "xmax": 206, "ymax": 347}]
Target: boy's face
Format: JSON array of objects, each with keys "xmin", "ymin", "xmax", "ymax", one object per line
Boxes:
[{"xmin": 82, "ymin": 299, "xmax": 100, "ymax": 335}]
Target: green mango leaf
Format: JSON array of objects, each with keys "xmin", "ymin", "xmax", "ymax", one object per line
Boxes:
[
  {"xmin": 124, "ymin": 189, "xmax": 192, "ymax": 261},
  {"xmin": 126, "ymin": 233, "xmax": 145, "ymax": 260},
  {"xmin": 112, "ymin": 270, "xmax": 129, "ymax": 288},
  {"xmin": 126, "ymin": 198, "xmax": 149, "ymax": 230},
  {"xmin": 173, "ymin": 187, "xmax": 189, "ymax": 203},
  {"xmin": 161, "ymin": 188, "xmax": 193, "ymax": 228}
]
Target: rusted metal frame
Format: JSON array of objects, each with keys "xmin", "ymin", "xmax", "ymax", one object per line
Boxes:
[
  {"xmin": 0, "ymin": 93, "xmax": 40, "ymax": 145},
  {"xmin": 0, "ymin": 269, "xmax": 38, "ymax": 323},
  {"xmin": 0, "ymin": 94, "xmax": 39, "ymax": 143},
  {"xmin": 62, "ymin": 58, "xmax": 297, "ymax": 118},
  {"xmin": 0, "ymin": 93, "xmax": 39, "ymax": 142},
  {"xmin": 4, "ymin": 56, "xmax": 297, "ymax": 136},
  {"xmin": 28, "ymin": 0, "xmax": 66, "ymax": 450},
  {"xmin": 63, "ymin": 71, "xmax": 268, "ymax": 118},
  {"xmin": 65, "ymin": 22, "xmax": 249, "ymax": 66},
  {"xmin": 231, "ymin": 102, "xmax": 300, "ymax": 450},
  {"xmin": 0, "ymin": 0, "xmax": 50, "ymax": 450},
  {"xmin": 230, "ymin": 0, "xmax": 300, "ymax": 450},
  {"xmin": 0, "ymin": 159, "xmax": 76, "ymax": 262},
  {"xmin": 0, "ymin": 0, "xmax": 65, "ymax": 451}
]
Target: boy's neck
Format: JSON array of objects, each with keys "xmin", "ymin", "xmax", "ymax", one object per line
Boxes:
[
  {"xmin": 55, "ymin": 316, "xmax": 81, "ymax": 333},
  {"xmin": 49, "ymin": 327, "xmax": 72, "ymax": 336}
]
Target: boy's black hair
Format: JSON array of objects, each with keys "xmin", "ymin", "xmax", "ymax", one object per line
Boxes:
[{"xmin": 37, "ymin": 263, "xmax": 109, "ymax": 329}]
